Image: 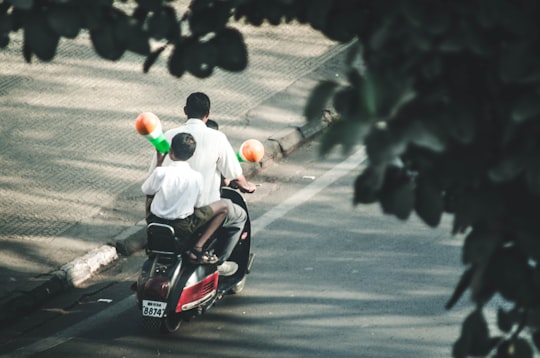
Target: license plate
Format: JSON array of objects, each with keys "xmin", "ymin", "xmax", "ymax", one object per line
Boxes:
[{"xmin": 142, "ymin": 300, "xmax": 167, "ymax": 318}]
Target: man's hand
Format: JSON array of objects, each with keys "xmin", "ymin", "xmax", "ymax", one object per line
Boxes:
[
  {"xmin": 241, "ymin": 181, "xmax": 256, "ymax": 193},
  {"xmin": 229, "ymin": 178, "xmax": 256, "ymax": 193}
]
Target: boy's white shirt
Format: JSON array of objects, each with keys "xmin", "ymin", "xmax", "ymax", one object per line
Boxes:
[{"xmin": 142, "ymin": 161, "xmax": 204, "ymax": 220}]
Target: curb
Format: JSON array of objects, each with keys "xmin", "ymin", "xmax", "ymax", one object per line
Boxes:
[{"xmin": 0, "ymin": 113, "xmax": 334, "ymax": 328}]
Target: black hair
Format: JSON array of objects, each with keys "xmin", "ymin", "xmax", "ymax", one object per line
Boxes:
[
  {"xmin": 185, "ymin": 92, "xmax": 210, "ymax": 119},
  {"xmin": 171, "ymin": 132, "xmax": 196, "ymax": 161}
]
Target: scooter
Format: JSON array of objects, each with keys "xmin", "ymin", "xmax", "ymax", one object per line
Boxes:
[{"xmin": 133, "ymin": 186, "xmax": 255, "ymax": 333}]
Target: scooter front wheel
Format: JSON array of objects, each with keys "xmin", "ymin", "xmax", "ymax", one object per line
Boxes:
[{"xmin": 231, "ymin": 275, "xmax": 247, "ymax": 294}]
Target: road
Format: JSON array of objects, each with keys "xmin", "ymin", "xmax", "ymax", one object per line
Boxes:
[{"xmin": 0, "ymin": 140, "xmax": 472, "ymax": 358}]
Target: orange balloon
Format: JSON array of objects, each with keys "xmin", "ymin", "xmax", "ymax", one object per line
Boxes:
[
  {"xmin": 240, "ymin": 139, "xmax": 265, "ymax": 162},
  {"xmin": 135, "ymin": 112, "xmax": 160, "ymax": 135}
]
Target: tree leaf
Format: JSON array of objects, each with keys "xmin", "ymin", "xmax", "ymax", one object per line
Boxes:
[
  {"xmin": 533, "ymin": 331, "xmax": 540, "ymax": 352},
  {"xmin": 353, "ymin": 165, "xmax": 385, "ymax": 205},
  {"xmin": 0, "ymin": 12, "xmax": 13, "ymax": 33},
  {"xmin": 488, "ymin": 155, "xmax": 524, "ymax": 183},
  {"xmin": 0, "ymin": 34, "xmax": 8, "ymax": 48},
  {"xmin": 143, "ymin": 45, "xmax": 166, "ymax": 73},
  {"xmin": 497, "ymin": 339, "xmax": 534, "ymax": 358},
  {"xmin": 188, "ymin": 1, "xmax": 231, "ymax": 37},
  {"xmin": 437, "ymin": 32, "xmax": 464, "ymax": 53},
  {"xmin": 471, "ymin": 261, "xmax": 497, "ymax": 305},
  {"xmin": 304, "ymin": 80, "xmax": 338, "ymax": 121},
  {"xmin": 369, "ymin": 16, "xmax": 393, "ymax": 51},
  {"xmin": 445, "ymin": 267, "xmax": 474, "ymax": 310},
  {"xmin": 135, "ymin": 0, "xmax": 162, "ymax": 12},
  {"xmin": 11, "ymin": 0, "xmax": 34, "ymax": 10},
  {"xmin": 489, "ymin": 246, "xmax": 533, "ymax": 306},
  {"xmin": 445, "ymin": 105, "xmax": 476, "ymax": 145},
  {"xmin": 124, "ymin": 20, "xmax": 150, "ymax": 55},
  {"xmin": 24, "ymin": 10, "xmax": 60, "ymax": 61},
  {"xmin": 414, "ymin": 176, "xmax": 443, "ymax": 227},
  {"xmin": 477, "ymin": 0, "xmax": 500, "ymax": 28},
  {"xmin": 525, "ymin": 150, "xmax": 540, "ymax": 195},
  {"xmin": 167, "ymin": 39, "xmax": 186, "ymax": 77},
  {"xmin": 361, "ymin": 72, "xmax": 377, "ymax": 116},
  {"xmin": 513, "ymin": 339, "xmax": 534, "ymax": 358},
  {"xmin": 511, "ymin": 93, "xmax": 540, "ymax": 123},
  {"xmin": 401, "ymin": 0, "xmax": 428, "ymax": 28},
  {"xmin": 378, "ymin": 166, "xmax": 415, "ymax": 220},
  {"xmin": 22, "ymin": 30, "xmax": 32, "ymax": 62},
  {"xmin": 47, "ymin": 5, "xmax": 81, "ymax": 38},
  {"xmin": 452, "ymin": 191, "xmax": 504, "ymax": 235},
  {"xmin": 323, "ymin": 8, "xmax": 358, "ymax": 43},
  {"xmin": 423, "ymin": 6, "xmax": 449, "ymax": 35},
  {"xmin": 406, "ymin": 121, "xmax": 446, "ymax": 153},
  {"xmin": 497, "ymin": 308, "xmax": 517, "ymax": 333},
  {"xmin": 90, "ymin": 21, "xmax": 125, "ymax": 61},
  {"xmin": 185, "ymin": 40, "xmax": 217, "ymax": 78},
  {"xmin": 365, "ymin": 126, "xmax": 407, "ymax": 166},
  {"xmin": 147, "ymin": 8, "xmax": 172, "ymax": 40},
  {"xmin": 498, "ymin": 0, "xmax": 527, "ymax": 36},
  {"xmin": 79, "ymin": 3, "xmax": 103, "ymax": 31},
  {"xmin": 462, "ymin": 228, "xmax": 500, "ymax": 265},
  {"xmin": 407, "ymin": 27, "xmax": 431, "ymax": 52},
  {"xmin": 452, "ymin": 337, "xmax": 468, "ymax": 358},
  {"xmin": 515, "ymin": 220, "xmax": 540, "ymax": 265},
  {"xmin": 304, "ymin": 0, "xmax": 332, "ymax": 31},
  {"xmin": 461, "ymin": 19, "xmax": 491, "ymax": 56},
  {"xmin": 499, "ymin": 42, "xmax": 530, "ymax": 84},
  {"xmin": 332, "ymin": 86, "xmax": 361, "ymax": 116},
  {"xmin": 318, "ymin": 118, "xmax": 365, "ymax": 156},
  {"xmin": 455, "ymin": 309, "xmax": 494, "ymax": 356},
  {"xmin": 215, "ymin": 27, "xmax": 248, "ymax": 72}
]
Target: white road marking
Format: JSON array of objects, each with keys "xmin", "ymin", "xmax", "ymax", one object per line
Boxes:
[
  {"xmin": 251, "ymin": 147, "xmax": 366, "ymax": 236},
  {"xmin": 8, "ymin": 147, "xmax": 366, "ymax": 357},
  {"xmin": 8, "ymin": 294, "xmax": 136, "ymax": 357}
]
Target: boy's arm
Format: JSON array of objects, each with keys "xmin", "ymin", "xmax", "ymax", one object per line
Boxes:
[
  {"xmin": 141, "ymin": 167, "xmax": 159, "ymax": 195},
  {"xmin": 148, "ymin": 149, "xmax": 167, "ymax": 173},
  {"xmin": 142, "ymin": 168, "xmax": 159, "ymax": 220},
  {"xmin": 156, "ymin": 151, "xmax": 167, "ymax": 167},
  {"xmin": 145, "ymin": 195, "xmax": 154, "ymax": 220}
]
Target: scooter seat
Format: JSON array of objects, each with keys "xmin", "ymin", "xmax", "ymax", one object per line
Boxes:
[{"xmin": 146, "ymin": 222, "xmax": 182, "ymax": 255}]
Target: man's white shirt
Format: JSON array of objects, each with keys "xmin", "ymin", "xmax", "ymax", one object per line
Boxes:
[{"xmin": 149, "ymin": 118, "xmax": 243, "ymax": 205}]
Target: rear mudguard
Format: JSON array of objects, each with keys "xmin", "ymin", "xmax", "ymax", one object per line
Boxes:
[{"xmin": 166, "ymin": 263, "xmax": 218, "ymax": 317}]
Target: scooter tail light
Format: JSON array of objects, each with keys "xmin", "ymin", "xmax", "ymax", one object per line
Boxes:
[
  {"xmin": 143, "ymin": 277, "xmax": 170, "ymax": 300},
  {"xmin": 176, "ymin": 272, "xmax": 219, "ymax": 312}
]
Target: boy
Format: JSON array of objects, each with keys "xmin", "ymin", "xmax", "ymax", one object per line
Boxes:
[{"xmin": 142, "ymin": 132, "xmax": 228, "ymax": 264}]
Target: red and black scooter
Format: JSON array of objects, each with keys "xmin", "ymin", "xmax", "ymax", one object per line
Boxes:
[{"xmin": 133, "ymin": 187, "xmax": 255, "ymax": 333}]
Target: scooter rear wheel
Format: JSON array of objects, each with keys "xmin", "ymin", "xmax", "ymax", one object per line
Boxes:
[{"xmin": 160, "ymin": 315, "xmax": 182, "ymax": 333}]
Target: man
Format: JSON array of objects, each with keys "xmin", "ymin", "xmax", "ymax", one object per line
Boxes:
[{"xmin": 149, "ymin": 92, "xmax": 255, "ymax": 276}]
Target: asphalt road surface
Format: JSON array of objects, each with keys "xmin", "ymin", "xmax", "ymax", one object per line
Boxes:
[{"xmin": 1, "ymin": 141, "xmax": 474, "ymax": 358}]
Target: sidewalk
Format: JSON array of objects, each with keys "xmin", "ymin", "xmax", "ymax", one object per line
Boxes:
[{"xmin": 0, "ymin": 19, "xmax": 350, "ymax": 327}]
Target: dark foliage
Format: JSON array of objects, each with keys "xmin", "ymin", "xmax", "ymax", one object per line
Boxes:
[{"xmin": 3, "ymin": 0, "xmax": 540, "ymax": 356}]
